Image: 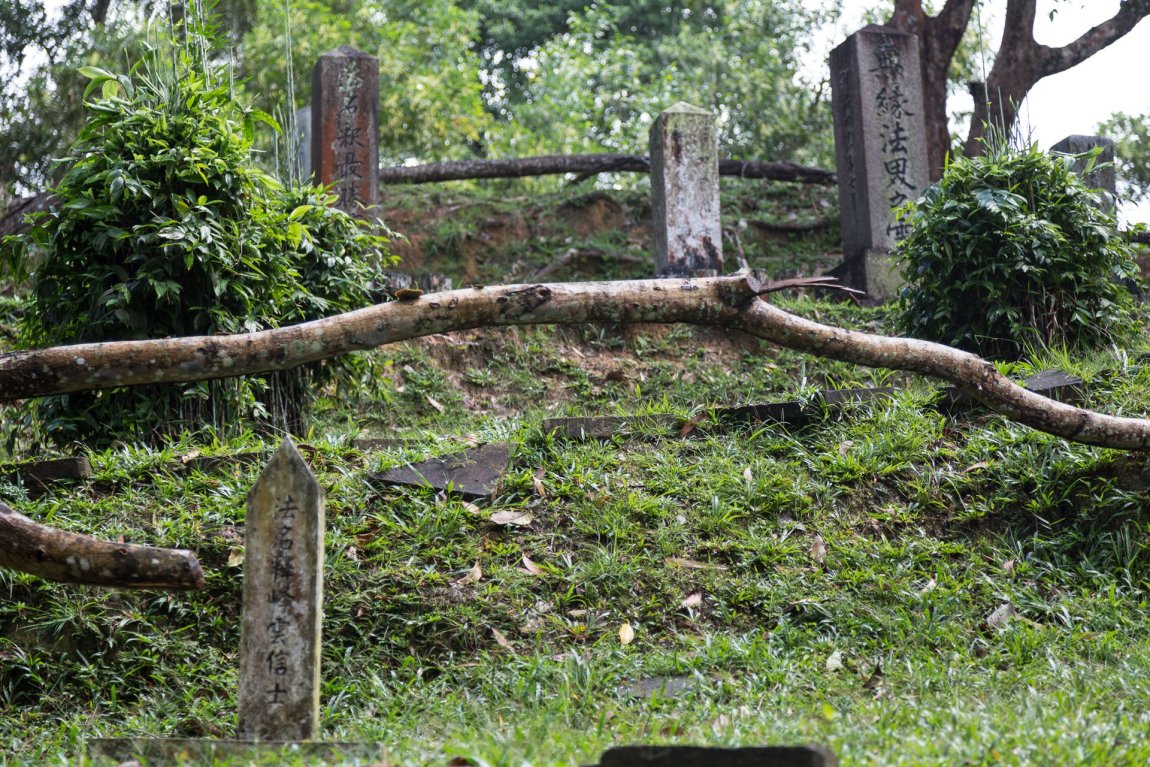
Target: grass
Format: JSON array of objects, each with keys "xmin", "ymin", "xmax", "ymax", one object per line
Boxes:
[{"xmin": 4, "ymin": 185, "xmax": 1150, "ymax": 765}]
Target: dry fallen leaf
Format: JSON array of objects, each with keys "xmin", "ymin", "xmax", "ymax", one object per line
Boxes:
[
  {"xmin": 825, "ymin": 649, "xmax": 843, "ymax": 671},
  {"xmin": 490, "ymin": 510, "xmax": 533, "ymax": 527},
  {"xmin": 963, "ymin": 460, "xmax": 990, "ymax": 473},
  {"xmin": 809, "ymin": 534, "xmax": 827, "ymax": 565},
  {"xmin": 619, "ymin": 622, "xmax": 635, "ymax": 645},
  {"xmin": 454, "ymin": 561, "xmax": 482, "ymax": 586},
  {"xmin": 462, "ymin": 501, "xmax": 482, "ymax": 515},
  {"xmin": 680, "ymin": 592, "xmax": 703, "ymax": 608},
  {"xmin": 226, "ymin": 546, "xmax": 244, "ymax": 568},
  {"xmin": 521, "ymin": 554, "xmax": 544, "ymax": 575},
  {"xmin": 491, "ymin": 627, "xmax": 514, "ymax": 651},
  {"xmin": 985, "ymin": 602, "xmax": 1016, "ymax": 632},
  {"xmin": 426, "ymin": 395, "xmax": 445, "ymax": 413},
  {"xmin": 667, "ymin": 557, "xmax": 729, "ymax": 571}
]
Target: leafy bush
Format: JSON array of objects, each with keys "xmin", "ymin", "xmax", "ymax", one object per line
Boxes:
[
  {"xmin": 893, "ymin": 144, "xmax": 1142, "ymax": 360},
  {"xmin": 8, "ymin": 42, "xmax": 393, "ymax": 445}
]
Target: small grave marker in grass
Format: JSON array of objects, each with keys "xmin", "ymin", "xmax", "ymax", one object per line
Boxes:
[
  {"xmin": 237, "ymin": 437, "xmax": 325, "ymax": 741},
  {"xmin": 90, "ymin": 439, "xmax": 378, "ymax": 763}
]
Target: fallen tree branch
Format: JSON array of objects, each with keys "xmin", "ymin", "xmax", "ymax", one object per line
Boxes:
[
  {"xmin": 0, "ymin": 501, "xmax": 204, "ymax": 590},
  {"xmin": 377, "ymin": 154, "xmax": 837, "ymax": 185},
  {"xmin": 3, "ymin": 274, "xmax": 1150, "ymax": 449}
]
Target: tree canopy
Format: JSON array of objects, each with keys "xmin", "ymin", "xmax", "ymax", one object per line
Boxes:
[{"xmin": 2, "ymin": 1, "xmax": 1149, "ymax": 192}]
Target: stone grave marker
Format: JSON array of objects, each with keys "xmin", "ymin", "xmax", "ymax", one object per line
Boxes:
[
  {"xmin": 237, "ymin": 436, "xmax": 325, "ymax": 742},
  {"xmin": 830, "ymin": 25, "xmax": 929, "ymax": 299},
  {"xmin": 1051, "ymin": 134, "xmax": 1117, "ymax": 213},
  {"xmin": 311, "ymin": 46, "xmax": 379, "ymax": 213},
  {"xmin": 650, "ymin": 102, "xmax": 723, "ymax": 276},
  {"xmin": 90, "ymin": 439, "xmax": 379, "ymax": 763}
]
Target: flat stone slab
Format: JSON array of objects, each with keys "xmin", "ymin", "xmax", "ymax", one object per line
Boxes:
[
  {"xmin": 0, "ymin": 456, "xmax": 91, "ymax": 485},
  {"xmin": 597, "ymin": 745, "xmax": 836, "ymax": 767},
  {"xmin": 88, "ymin": 738, "xmax": 381, "ymax": 764},
  {"xmin": 369, "ymin": 442, "xmax": 510, "ymax": 500},
  {"xmin": 615, "ymin": 675, "xmax": 696, "ymax": 699},
  {"xmin": 546, "ymin": 370, "xmax": 1084, "ymax": 441},
  {"xmin": 542, "ymin": 415, "xmax": 683, "ymax": 440}
]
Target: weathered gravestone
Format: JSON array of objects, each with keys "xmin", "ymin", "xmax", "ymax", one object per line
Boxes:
[
  {"xmin": 830, "ymin": 25, "xmax": 929, "ymax": 300},
  {"xmin": 312, "ymin": 46, "xmax": 380, "ymax": 213},
  {"xmin": 1051, "ymin": 134, "xmax": 1117, "ymax": 213},
  {"xmin": 89, "ymin": 438, "xmax": 379, "ymax": 763},
  {"xmin": 238, "ymin": 437, "xmax": 325, "ymax": 741},
  {"xmin": 650, "ymin": 102, "xmax": 723, "ymax": 276}
]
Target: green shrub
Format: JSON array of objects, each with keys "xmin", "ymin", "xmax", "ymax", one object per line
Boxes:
[
  {"xmin": 893, "ymin": 144, "xmax": 1142, "ymax": 360},
  {"xmin": 8, "ymin": 42, "xmax": 393, "ymax": 446}
]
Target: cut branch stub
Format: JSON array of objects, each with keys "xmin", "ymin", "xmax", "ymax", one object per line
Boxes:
[{"xmin": 0, "ymin": 501, "xmax": 204, "ymax": 590}]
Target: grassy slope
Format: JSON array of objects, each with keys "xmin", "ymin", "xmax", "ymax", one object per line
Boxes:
[{"xmin": 4, "ymin": 180, "xmax": 1150, "ymax": 766}]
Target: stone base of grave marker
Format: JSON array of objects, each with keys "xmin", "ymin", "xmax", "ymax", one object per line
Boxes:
[
  {"xmin": 88, "ymin": 738, "xmax": 380, "ymax": 764},
  {"xmin": 834, "ymin": 248, "xmax": 905, "ymax": 301}
]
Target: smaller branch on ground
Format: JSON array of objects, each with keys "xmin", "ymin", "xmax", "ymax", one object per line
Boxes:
[{"xmin": 0, "ymin": 502, "xmax": 205, "ymax": 590}]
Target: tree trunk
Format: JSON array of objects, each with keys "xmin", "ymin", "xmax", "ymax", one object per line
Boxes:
[
  {"xmin": 0, "ymin": 501, "xmax": 204, "ymax": 590},
  {"xmin": 965, "ymin": 0, "xmax": 1150, "ymax": 157},
  {"xmin": 5, "ymin": 273, "xmax": 1150, "ymax": 450},
  {"xmin": 887, "ymin": 0, "xmax": 976, "ymax": 180}
]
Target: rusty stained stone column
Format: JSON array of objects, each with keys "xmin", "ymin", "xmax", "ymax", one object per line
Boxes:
[
  {"xmin": 649, "ymin": 102, "xmax": 723, "ymax": 277},
  {"xmin": 830, "ymin": 26, "xmax": 929, "ymax": 300},
  {"xmin": 311, "ymin": 46, "xmax": 379, "ymax": 213},
  {"xmin": 237, "ymin": 438, "xmax": 325, "ymax": 742}
]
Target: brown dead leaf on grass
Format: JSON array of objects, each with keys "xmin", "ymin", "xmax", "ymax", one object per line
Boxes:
[{"xmin": 453, "ymin": 561, "xmax": 482, "ymax": 586}]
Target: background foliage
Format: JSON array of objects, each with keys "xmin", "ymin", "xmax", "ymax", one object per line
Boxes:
[{"xmin": 8, "ymin": 33, "xmax": 392, "ymax": 445}]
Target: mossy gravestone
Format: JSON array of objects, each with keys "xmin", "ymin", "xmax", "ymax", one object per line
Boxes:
[{"xmin": 649, "ymin": 102, "xmax": 723, "ymax": 277}]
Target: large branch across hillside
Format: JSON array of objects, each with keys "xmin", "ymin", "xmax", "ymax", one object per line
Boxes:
[
  {"xmin": 0, "ymin": 501, "xmax": 204, "ymax": 590},
  {"xmin": 3, "ymin": 274, "xmax": 1149, "ymax": 449},
  {"xmin": 378, "ymin": 154, "xmax": 837, "ymax": 185}
]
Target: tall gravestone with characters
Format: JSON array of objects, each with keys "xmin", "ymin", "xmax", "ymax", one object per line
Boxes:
[
  {"xmin": 311, "ymin": 46, "xmax": 380, "ymax": 214},
  {"xmin": 830, "ymin": 26, "xmax": 929, "ymax": 300}
]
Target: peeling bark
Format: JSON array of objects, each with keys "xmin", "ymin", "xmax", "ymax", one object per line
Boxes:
[
  {"xmin": 4, "ymin": 274, "xmax": 1150, "ymax": 450},
  {"xmin": 0, "ymin": 501, "xmax": 204, "ymax": 590}
]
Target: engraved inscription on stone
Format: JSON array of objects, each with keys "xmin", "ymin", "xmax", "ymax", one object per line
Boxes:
[
  {"xmin": 311, "ymin": 46, "xmax": 379, "ymax": 213},
  {"xmin": 237, "ymin": 438, "xmax": 325, "ymax": 742},
  {"xmin": 830, "ymin": 27, "xmax": 928, "ymax": 298}
]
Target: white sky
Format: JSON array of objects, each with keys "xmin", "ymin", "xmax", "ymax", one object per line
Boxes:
[{"xmin": 804, "ymin": 0, "xmax": 1150, "ymax": 223}]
